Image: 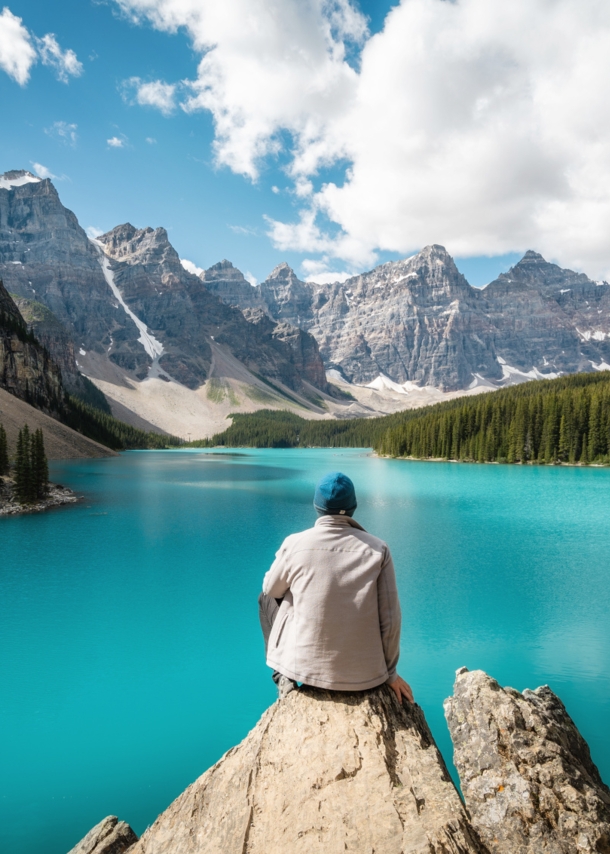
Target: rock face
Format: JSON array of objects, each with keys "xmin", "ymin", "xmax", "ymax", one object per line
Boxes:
[
  {"xmin": 130, "ymin": 685, "xmax": 487, "ymax": 854},
  {"xmin": 0, "ymin": 279, "xmax": 64, "ymax": 412},
  {"xmin": 99, "ymin": 224, "xmax": 329, "ymax": 394},
  {"xmin": 242, "ymin": 249, "xmax": 610, "ymax": 392},
  {"xmin": 67, "ymin": 816, "xmax": 138, "ymax": 854},
  {"xmin": 11, "ymin": 294, "xmax": 89, "ymax": 397},
  {"xmin": 201, "ymin": 260, "xmax": 264, "ymax": 310},
  {"xmin": 444, "ymin": 668, "xmax": 610, "ymax": 854},
  {"xmin": 0, "ymin": 172, "xmax": 331, "ymax": 402}
]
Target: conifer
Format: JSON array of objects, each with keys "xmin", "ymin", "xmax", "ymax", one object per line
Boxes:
[
  {"xmin": 15, "ymin": 426, "xmax": 32, "ymax": 503},
  {"xmin": 31, "ymin": 429, "xmax": 49, "ymax": 499},
  {"xmin": 0, "ymin": 423, "xmax": 9, "ymax": 476}
]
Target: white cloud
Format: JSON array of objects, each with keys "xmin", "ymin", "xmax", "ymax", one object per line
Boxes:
[
  {"xmin": 31, "ymin": 162, "xmax": 56, "ymax": 180},
  {"xmin": 36, "ymin": 33, "xmax": 83, "ymax": 82},
  {"xmin": 180, "ymin": 258, "xmax": 204, "ymax": 276},
  {"xmin": 0, "ymin": 8, "xmax": 82, "ymax": 86},
  {"xmin": 0, "ymin": 7, "xmax": 36, "ymax": 85},
  {"xmin": 45, "ymin": 121, "xmax": 78, "ymax": 147},
  {"xmin": 86, "ymin": 226, "xmax": 104, "ymax": 238},
  {"xmin": 228, "ymin": 224, "xmax": 257, "ymax": 236},
  {"xmin": 114, "ymin": 0, "xmax": 367, "ymax": 179},
  {"xmin": 115, "ymin": 0, "xmax": 610, "ymax": 279},
  {"xmin": 301, "ymin": 258, "xmax": 352, "ymax": 284},
  {"xmin": 122, "ymin": 76, "xmax": 176, "ymax": 115},
  {"xmin": 245, "ymin": 271, "xmax": 257, "ymax": 286},
  {"xmin": 145, "ymin": 136, "xmax": 157, "ymax": 144},
  {"xmin": 107, "ymin": 135, "xmax": 127, "ymax": 148}
]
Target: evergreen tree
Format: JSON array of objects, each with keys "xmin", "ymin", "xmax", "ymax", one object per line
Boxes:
[
  {"xmin": 0, "ymin": 423, "xmax": 9, "ymax": 476},
  {"xmin": 15, "ymin": 426, "xmax": 32, "ymax": 503},
  {"xmin": 31, "ymin": 429, "xmax": 48, "ymax": 499}
]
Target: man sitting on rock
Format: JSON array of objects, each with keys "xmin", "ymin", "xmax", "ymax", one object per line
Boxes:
[{"xmin": 258, "ymin": 472, "xmax": 414, "ymax": 704}]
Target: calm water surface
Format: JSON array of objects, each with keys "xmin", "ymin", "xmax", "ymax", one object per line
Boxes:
[{"xmin": 1, "ymin": 449, "xmax": 609, "ymax": 854}]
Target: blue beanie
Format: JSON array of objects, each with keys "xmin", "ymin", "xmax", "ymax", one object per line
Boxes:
[{"xmin": 314, "ymin": 472, "xmax": 357, "ymax": 516}]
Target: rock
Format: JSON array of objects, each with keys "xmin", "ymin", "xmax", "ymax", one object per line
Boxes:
[
  {"xmin": 201, "ymin": 260, "xmax": 265, "ymax": 310},
  {"xmin": 67, "ymin": 815, "xmax": 138, "ymax": 854},
  {"xmin": 0, "ymin": 279, "xmax": 64, "ymax": 413},
  {"xmin": 11, "ymin": 294, "xmax": 98, "ymax": 400},
  {"xmin": 251, "ymin": 248, "xmax": 610, "ymax": 392},
  {"xmin": 0, "ymin": 173, "xmax": 331, "ymax": 401},
  {"xmin": 129, "ymin": 685, "xmax": 487, "ymax": 854},
  {"xmin": 444, "ymin": 668, "xmax": 610, "ymax": 854}
]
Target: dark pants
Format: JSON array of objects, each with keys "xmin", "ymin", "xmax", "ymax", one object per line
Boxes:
[{"xmin": 258, "ymin": 592, "xmax": 282, "ymax": 684}]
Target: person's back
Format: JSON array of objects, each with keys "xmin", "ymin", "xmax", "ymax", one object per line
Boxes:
[{"xmin": 258, "ymin": 472, "xmax": 413, "ymax": 704}]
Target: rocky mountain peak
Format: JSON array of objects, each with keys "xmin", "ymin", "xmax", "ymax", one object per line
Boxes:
[
  {"xmin": 100, "ymin": 224, "xmax": 178, "ymax": 267},
  {"xmin": 0, "ymin": 170, "xmax": 42, "ymax": 190},
  {"xmin": 266, "ymin": 262, "xmax": 300, "ymax": 283},
  {"xmin": 202, "ymin": 259, "xmax": 248, "ymax": 284}
]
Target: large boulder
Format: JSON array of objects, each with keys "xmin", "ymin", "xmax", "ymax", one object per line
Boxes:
[
  {"xmin": 67, "ymin": 815, "xmax": 138, "ymax": 854},
  {"xmin": 444, "ymin": 668, "xmax": 610, "ymax": 854},
  {"xmin": 129, "ymin": 685, "xmax": 487, "ymax": 854}
]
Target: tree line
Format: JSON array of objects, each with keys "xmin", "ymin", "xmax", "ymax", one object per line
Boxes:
[
  {"xmin": 63, "ymin": 396, "xmax": 182, "ymax": 451},
  {"xmin": 0, "ymin": 422, "xmax": 49, "ymax": 503},
  {"xmin": 197, "ymin": 371, "xmax": 610, "ymax": 465}
]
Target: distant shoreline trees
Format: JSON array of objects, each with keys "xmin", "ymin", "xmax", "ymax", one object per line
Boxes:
[{"xmin": 197, "ymin": 371, "xmax": 610, "ymax": 465}]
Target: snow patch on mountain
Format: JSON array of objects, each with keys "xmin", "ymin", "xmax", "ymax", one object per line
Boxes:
[
  {"xmin": 0, "ymin": 171, "xmax": 42, "ymax": 190},
  {"xmin": 91, "ymin": 239, "xmax": 164, "ymax": 363}
]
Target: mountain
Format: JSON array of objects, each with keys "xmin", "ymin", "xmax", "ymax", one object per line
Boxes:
[
  {"xmin": 219, "ymin": 247, "xmax": 610, "ymax": 393},
  {"xmin": 0, "ymin": 172, "xmax": 337, "ymax": 436},
  {"xmin": 4, "ymin": 168, "xmax": 609, "ymax": 425}
]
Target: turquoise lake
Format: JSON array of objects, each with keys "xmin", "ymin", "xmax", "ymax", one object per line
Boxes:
[{"xmin": 1, "ymin": 449, "xmax": 610, "ymax": 854}]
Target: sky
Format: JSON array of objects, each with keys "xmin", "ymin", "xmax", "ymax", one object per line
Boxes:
[{"xmin": 1, "ymin": 1, "xmax": 609, "ymax": 287}]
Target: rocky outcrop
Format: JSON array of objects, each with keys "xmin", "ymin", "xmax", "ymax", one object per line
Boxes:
[
  {"xmin": 11, "ymin": 294, "xmax": 91, "ymax": 397},
  {"xmin": 67, "ymin": 816, "xmax": 138, "ymax": 854},
  {"xmin": 200, "ymin": 260, "xmax": 264, "ymax": 310},
  {"xmin": 444, "ymin": 668, "xmax": 610, "ymax": 854},
  {"xmin": 0, "ymin": 279, "xmax": 64, "ymax": 412},
  {"xmin": 260, "ymin": 261, "xmax": 314, "ymax": 325},
  {"xmin": 72, "ymin": 671, "xmax": 610, "ymax": 854},
  {"xmin": 129, "ymin": 685, "xmax": 486, "ymax": 854}
]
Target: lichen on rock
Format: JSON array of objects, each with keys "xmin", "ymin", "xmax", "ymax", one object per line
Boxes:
[{"xmin": 444, "ymin": 667, "xmax": 610, "ymax": 854}]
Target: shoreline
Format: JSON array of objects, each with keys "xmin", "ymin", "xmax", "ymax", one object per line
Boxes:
[{"xmin": 0, "ymin": 476, "xmax": 80, "ymax": 517}]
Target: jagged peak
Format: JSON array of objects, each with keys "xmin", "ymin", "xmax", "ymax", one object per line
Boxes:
[
  {"xmin": 0, "ymin": 170, "xmax": 43, "ymax": 191},
  {"xmin": 265, "ymin": 262, "xmax": 302, "ymax": 284},
  {"xmin": 202, "ymin": 259, "xmax": 248, "ymax": 282},
  {"xmin": 522, "ymin": 250, "xmax": 546, "ymax": 261}
]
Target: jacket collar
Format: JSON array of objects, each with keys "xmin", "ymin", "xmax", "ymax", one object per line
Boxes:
[{"xmin": 314, "ymin": 515, "xmax": 366, "ymax": 532}]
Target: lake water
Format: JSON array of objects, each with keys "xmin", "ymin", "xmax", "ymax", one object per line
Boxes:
[{"xmin": 1, "ymin": 449, "xmax": 609, "ymax": 854}]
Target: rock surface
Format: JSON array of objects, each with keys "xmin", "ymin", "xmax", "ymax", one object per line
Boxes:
[
  {"xmin": 445, "ymin": 668, "xmax": 610, "ymax": 853},
  {"xmin": 130, "ymin": 685, "xmax": 487, "ymax": 854},
  {"xmin": 0, "ymin": 278, "xmax": 64, "ymax": 412},
  {"xmin": 0, "ymin": 174, "xmax": 331, "ymax": 404},
  {"xmin": 67, "ymin": 815, "xmax": 138, "ymax": 854},
  {"xmin": 244, "ymin": 249, "xmax": 610, "ymax": 391}
]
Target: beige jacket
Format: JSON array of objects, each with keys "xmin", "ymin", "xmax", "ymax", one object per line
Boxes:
[{"xmin": 263, "ymin": 515, "xmax": 401, "ymax": 691}]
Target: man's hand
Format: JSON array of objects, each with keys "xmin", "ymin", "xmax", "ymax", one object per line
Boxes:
[{"xmin": 388, "ymin": 675, "xmax": 414, "ymax": 705}]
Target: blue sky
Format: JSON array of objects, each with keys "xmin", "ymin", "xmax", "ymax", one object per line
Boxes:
[{"xmin": 2, "ymin": 0, "xmax": 605, "ymax": 286}]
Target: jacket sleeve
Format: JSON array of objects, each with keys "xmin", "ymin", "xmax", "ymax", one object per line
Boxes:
[
  {"xmin": 262, "ymin": 542, "xmax": 292, "ymax": 598},
  {"xmin": 377, "ymin": 547, "xmax": 402, "ymax": 683}
]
